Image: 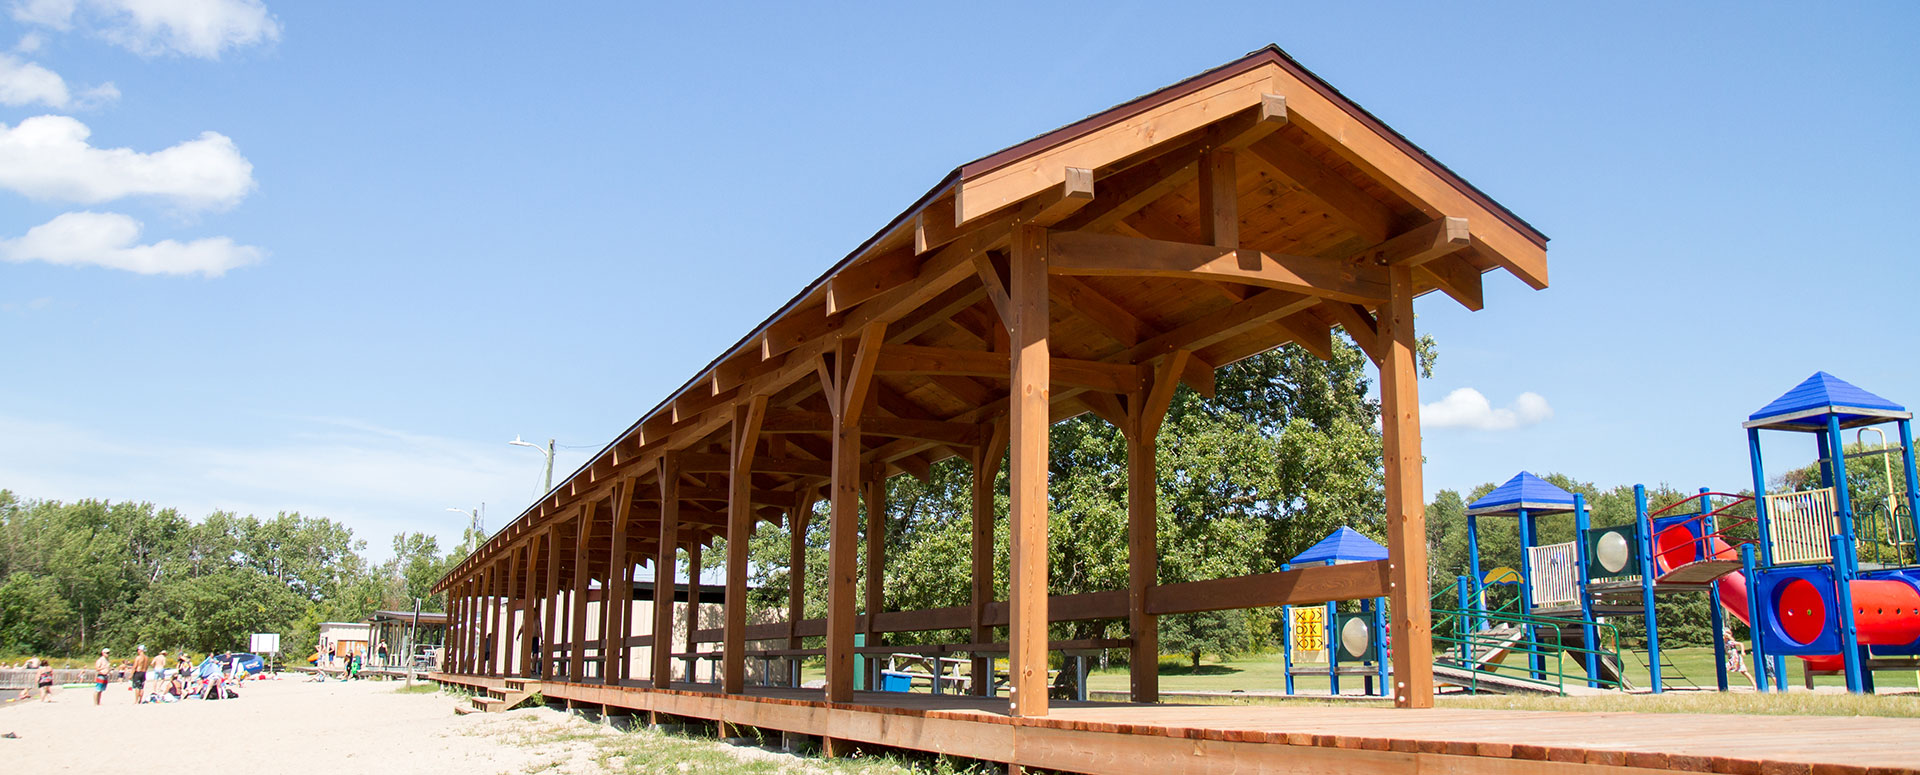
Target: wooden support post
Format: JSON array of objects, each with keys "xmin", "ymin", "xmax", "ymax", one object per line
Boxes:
[
  {"xmin": 685, "ymin": 544, "xmax": 702, "ymax": 682},
  {"xmin": 787, "ymin": 490, "xmax": 812, "ymax": 654},
  {"xmin": 543, "ymin": 526, "xmax": 561, "ymax": 678},
  {"xmin": 970, "ymin": 421, "xmax": 1007, "ymax": 696},
  {"xmin": 465, "ymin": 579, "xmax": 477, "ymax": 674},
  {"xmin": 509, "ymin": 548, "xmax": 525, "ymax": 677},
  {"xmin": 470, "ymin": 573, "xmax": 480, "ymax": 674},
  {"xmin": 825, "ymin": 324, "xmax": 883, "ymax": 702},
  {"xmin": 1126, "ymin": 427, "xmax": 1158, "ymax": 702},
  {"xmin": 475, "ymin": 566, "xmax": 488, "ymax": 675},
  {"xmin": 653, "ymin": 455, "xmax": 681, "ymax": 689},
  {"xmin": 488, "ymin": 563, "xmax": 502, "ymax": 676},
  {"xmin": 475, "ymin": 575, "xmax": 486, "ymax": 675},
  {"xmin": 450, "ymin": 581, "xmax": 463, "ymax": 672},
  {"xmin": 569, "ymin": 503, "xmax": 595, "ymax": 681},
  {"xmin": 447, "ymin": 581, "xmax": 460, "ymax": 672},
  {"xmin": 1198, "ymin": 146, "xmax": 1238, "ymax": 249},
  {"xmin": 1380, "ymin": 265, "xmax": 1434, "ymax": 708},
  {"xmin": 520, "ymin": 541, "xmax": 537, "ymax": 677},
  {"xmin": 1126, "ymin": 350, "xmax": 1187, "ymax": 704},
  {"xmin": 1007, "ymin": 224, "xmax": 1051, "ymax": 717},
  {"xmin": 863, "ymin": 464, "xmax": 887, "ymax": 689},
  {"xmin": 603, "ymin": 487, "xmax": 632, "ymax": 685},
  {"xmin": 825, "ymin": 370, "xmax": 862, "ymax": 701},
  {"xmin": 724, "ymin": 397, "xmax": 766, "ymax": 694}
]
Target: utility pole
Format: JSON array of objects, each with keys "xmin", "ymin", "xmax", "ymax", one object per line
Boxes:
[{"xmin": 510, "ymin": 436, "xmax": 557, "ymax": 495}]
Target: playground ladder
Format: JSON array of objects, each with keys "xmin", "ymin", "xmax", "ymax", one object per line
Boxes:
[{"xmin": 1626, "ymin": 647, "xmax": 1696, "ymax": 692}]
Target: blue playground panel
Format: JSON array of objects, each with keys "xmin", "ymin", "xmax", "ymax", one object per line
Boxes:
[{"xmin": 1752, "ymin": 565, "xmax": 1845, "ymax": 656}]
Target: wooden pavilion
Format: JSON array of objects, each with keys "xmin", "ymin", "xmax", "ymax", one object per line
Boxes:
[{"xmin": 427, "ymin": 46, "xmax": 1920, "ymax": 774}]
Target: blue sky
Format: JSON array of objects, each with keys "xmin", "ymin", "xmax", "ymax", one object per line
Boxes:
[{"xmin": 1, "ymin": 2, "xmax": 1915, "ymax": 558}]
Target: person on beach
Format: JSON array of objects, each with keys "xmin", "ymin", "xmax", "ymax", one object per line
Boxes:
[
  {"xmin": 129, "ymin": 646, "xmax": 149, "ymax": 704},
  {"xmin": 149, "ymin": 651, "xmax": 169, "ymax": 702},
  {"xmin": 93, "ymin": 648, "xmax": 110, "ymax": 705},
  {"xmin": 36, "ymin": 660, "xmax": 54, "ymax": 702}
]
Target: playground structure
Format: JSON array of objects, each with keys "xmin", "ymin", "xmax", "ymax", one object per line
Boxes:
[
  {"xmin": 1451, "ymin": 372, "xmax": 1920, "ymax": 695},
  {"xmin": 1279, "ymin": 527, "xmax": 1392, "ymax": 697},
  {"xmin": 1741, "ymin": 372, "xmax": 1920, "ymax": 691}
]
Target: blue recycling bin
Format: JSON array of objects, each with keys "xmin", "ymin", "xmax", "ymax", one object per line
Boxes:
[{"xmin": 880, "ymin": 671, "xmax": 913, "ymax": 693}]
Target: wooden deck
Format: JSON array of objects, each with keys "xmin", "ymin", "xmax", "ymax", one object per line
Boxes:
[{"xmin": 431, "ymin": 673, "xmax": 1920, "ymax": 774}]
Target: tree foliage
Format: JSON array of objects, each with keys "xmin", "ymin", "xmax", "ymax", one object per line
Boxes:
[{"xmin": 0, "ymin": 490, "xmax": 472, "ymax": 658}]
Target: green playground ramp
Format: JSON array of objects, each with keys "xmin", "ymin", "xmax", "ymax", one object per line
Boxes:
[{"xmin": 1431, "ymin": 602, "xmax": 1624, "ymax": 696}]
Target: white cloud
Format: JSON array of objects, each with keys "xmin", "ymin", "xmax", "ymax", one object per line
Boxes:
[
  {"xmin": 1422, "ymin": 387, "xmax": 1554, "ymax": 431},
  {"xmin": 15, "ymin": 32, "xmax": 46, "ymax": 52},
  {"xmin": 1, "ymin": 210, "xmax": 262, "ymax": 276},
  {"xmin": 0, "ymin": 115, "xmax": 254, "ymax": 210},
  {"xmin": 0, "ymin": 413, "xmax": 582, "ymax": 561},
  {"xmin": 9, "ymin": 0, "xmax": 75, "ymax": 29},
  {"xmin": 10, "ymin": 0, "xmax": 279, "ymax": 59},
  {"xmin": 0, "ymin": 52, "xmax": 118, "ymax": 108},
  {"xmin": 0, "ymin": 52, "xmax": 66, "ymax": 105}
]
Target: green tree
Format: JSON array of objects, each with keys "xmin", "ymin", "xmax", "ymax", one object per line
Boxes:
[{"xmin": 0, "ymin": 571, "xmax": 71, "ymax": 653}]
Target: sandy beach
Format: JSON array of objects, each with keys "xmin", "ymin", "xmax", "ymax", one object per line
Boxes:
[{"xmin": 0, "ymin": 678, "xmax": 590, "ymax": 775}]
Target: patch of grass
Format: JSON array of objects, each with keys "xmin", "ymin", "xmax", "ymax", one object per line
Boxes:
[{"xmin": 393, "ymin": 682, "xmax": 443, "ymax": 694}]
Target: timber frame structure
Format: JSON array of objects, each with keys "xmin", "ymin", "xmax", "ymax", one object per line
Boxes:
[
  {"xmin": 429, "ymin": 44, "xmax": 1572, "ymax": 769},
  {"xmin": 433, "ymin": 43, "xmax": 1545, "ymax": 711}
]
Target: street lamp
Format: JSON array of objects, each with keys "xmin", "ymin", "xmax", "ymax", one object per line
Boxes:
[{"xmin": 510, "ymin": 435, "xmax": 556, "ymax": 495}]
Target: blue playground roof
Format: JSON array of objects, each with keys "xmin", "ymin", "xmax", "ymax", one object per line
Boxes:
[
  {"xmin": 1466, "ymin": 471, "xmax": 1577, "ymax": 516},
  {"xmin": 1288, "ymin": 527, "xmax": 1387, "ymax": 565},
  {"xmin": 1744, "ymin": 371, "xmax": 1910, "ymax": 432}
]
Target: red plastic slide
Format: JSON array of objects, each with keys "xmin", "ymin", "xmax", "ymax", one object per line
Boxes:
[{"xmin": 1700, "ymin": 536, "xmax": 1920, "ymax": 672}]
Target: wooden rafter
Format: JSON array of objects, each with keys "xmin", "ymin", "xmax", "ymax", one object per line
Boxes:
[{"xmin": 1048, "ymin": 231, "xmax": 1388, "ymax": 305}]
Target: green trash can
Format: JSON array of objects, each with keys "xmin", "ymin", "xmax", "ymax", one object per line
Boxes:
[{"xmin": 854, "ymin": 633, "xmax": 866, "ymax": 691}]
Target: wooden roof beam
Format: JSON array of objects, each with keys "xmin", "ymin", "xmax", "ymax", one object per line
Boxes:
[
  {"xmin": 1244, "ymin": 132, "xmax": 1394, "ymax": 243},
  {"xmin": 1048, "ymin": 230, "xmax": 1388, "ymax": 305},
  {"xmin": 762, "ymin": 206, "xmax": 1023, "ymax": 364},
  {"xmin": 959, "ymin": 67, "xmax": 1280, "ymax": 223},
  {"xmin": 631, "ymin": 484, "xmax": 790, "ymax": 508},
  {"xmin": 1261, "ymin": 75, "xmax": 1547, "ymax": 288},
  {"xmin": 1272, "ymin": 309, "xmax": 1334, "ymax": 360},
  {"xmin": 1417, "ymin": 252, "xmax": 1485, "ymax": 311},
  {"xmin": 1324, "ymin": 302, "xmax": 1383, "ymax": 364},
  {"xmin": 759, "ymin": 408, "xmax": 982, "ymax": 447},
  {"xmin": 677, "ymin": 451, "xmax": 831, "ymax": 479},
  {"xmin": 1049, "ymin": 275, "xmax": 1156, "ymax": 348},
  {"xmin": 918, "ymin": 169, "xmax": 1093, "ymax": 255},
  {"xmin": 1054, "ymin": 147, "xmax": 1202, "ymax": 234},
  {"xmin": 1344, "ymin": 216, "xmax": 1470, "ymax": 269},
  {"xmin": 876, "ymin": 343, "xmax": 1146, "ymax": 394},
  {"xmin": 1117, "ymin": 287, "xmax": 1319, "ymax": 364},
  {"xmin": 827, "ymin": 245, "xmax": 918, "ymax": 315}
]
